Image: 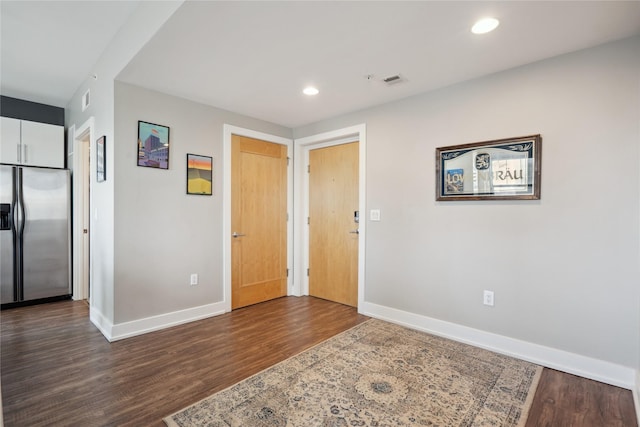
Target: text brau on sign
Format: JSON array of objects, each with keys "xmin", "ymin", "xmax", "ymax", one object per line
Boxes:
[{"xmin": 494, "ymin": 169, "xmax": 523, "ymax": 181}]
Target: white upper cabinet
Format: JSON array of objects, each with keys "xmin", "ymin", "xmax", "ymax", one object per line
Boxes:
[
  {"xmin": 0, "ymin": 117, "xmax": 21, "ymax": 164},
  {"xmin": 0, "ymin": 117, "xmax": 64, "ymax": 168},
  {"xmin": 20, "ymin": 120, "xmax": 64, "ymax": 168}
]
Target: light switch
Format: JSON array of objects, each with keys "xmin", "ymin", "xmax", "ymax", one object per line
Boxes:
[{"xmin": 370, "ymin": 209, "xmax": 381, "ymax": 221}]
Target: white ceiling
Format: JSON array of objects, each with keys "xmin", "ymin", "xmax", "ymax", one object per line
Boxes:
[
  {"xmin": 2, "ymin": 1, "xmax": 640, "ymax": 128},
  {"xmin": 0, "ymin": 0, "xmax": 140, "ymax": 108}
]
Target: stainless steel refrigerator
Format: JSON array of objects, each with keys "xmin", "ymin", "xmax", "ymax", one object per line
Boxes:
[{"xmin": 0, "ymin": 165, "xmax": 71, "ymax": 306}]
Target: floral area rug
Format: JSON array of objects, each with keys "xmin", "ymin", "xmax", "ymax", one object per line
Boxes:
[{"xmin": 164, "ymin": 318, "xmax": 542, "ymax": 427}]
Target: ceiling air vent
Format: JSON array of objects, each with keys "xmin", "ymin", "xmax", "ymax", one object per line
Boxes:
[{"xmin": 382, "ymin": 74, "xmax": 403, "ymax": 85}]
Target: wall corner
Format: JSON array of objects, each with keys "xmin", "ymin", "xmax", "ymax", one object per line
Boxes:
[{"xmin": 634, "ymin": 369, "xmax": 640, "ymax": 426}]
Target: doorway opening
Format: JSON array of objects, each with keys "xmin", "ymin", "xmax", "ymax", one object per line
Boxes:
[
  {"xmin": 293, "ymin": 124, "xmax": 366, "ymax": 309},
  {"xmin": 72, "ymin": 118, "xmax": 94, "ymax": 304}
]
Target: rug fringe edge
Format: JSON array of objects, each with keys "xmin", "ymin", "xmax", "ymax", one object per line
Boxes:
[{"xmin": 517, "ymin": 365, "xmax": 544, "ymax": 427}]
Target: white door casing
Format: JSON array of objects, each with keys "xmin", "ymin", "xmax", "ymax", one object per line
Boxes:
[
  {"xmin": 72, "ymin": 117, "xmax": 94, "ymax": 303},
  {"xmin": 222, "ymin": 125, "xmax": 293, "ymax": 312},
  {"xmin": 293, "ymin": 124, "xmax": 366, "ymax": 309}
]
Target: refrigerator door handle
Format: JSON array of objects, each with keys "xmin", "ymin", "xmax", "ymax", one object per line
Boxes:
[
  {"xmin": 11, "ymin": 167, "xmax": 18, "ymax": 234},
  {"xmin": 15, "ymin": 168, "xmax": 24, "ymax": 301},
  {"xmin": 16, "ymin": 168, "xmax": 25, "ymax": 236},
  {"xmin": 12, "ymin": 197, "xmax": 19, "ymax": 236}
]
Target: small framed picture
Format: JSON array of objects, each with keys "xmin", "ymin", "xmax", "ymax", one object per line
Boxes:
[
  {"xmin": 96, "ymin": 135, "xmax": 106, "ymax": 182},
  {"xmin": 186, "ymin": 153, "xmax": 213, "ymax": 196},
  {"xmin": 137, "ymin": 121, "xmax": 170, "ymax": 169}
]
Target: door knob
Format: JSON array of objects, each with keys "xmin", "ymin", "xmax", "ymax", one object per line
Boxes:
[
  {"xmin": 349, "ymin": 229, "xmax": 359, "ymax": 234},
  {"xmin": 232, "ymin": 232, "xmax": 246, "ymax": 238}
]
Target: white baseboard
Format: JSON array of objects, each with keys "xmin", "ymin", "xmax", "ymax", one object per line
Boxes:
[
  {"xmin": 90, "ymin": 302, "xmax": 227, "ymax": 342},
  {"xmin": 634, "ymin": 370, "xmax": 640, "ymax": 425},
  {"xmin": 359, "ymin": 301, "xmax": 635, "ymax": 390},
  {"xmin": 89, "ymin": 305, "xmax": 113, "ymax": 341}
]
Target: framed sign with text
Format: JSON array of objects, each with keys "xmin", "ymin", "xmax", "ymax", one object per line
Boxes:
[{"xmin": 436, "ymin": 135, "xmax": 541, "ymax": 201}]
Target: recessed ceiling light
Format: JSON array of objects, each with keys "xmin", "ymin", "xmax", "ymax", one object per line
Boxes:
[
  {"xmin": 303, "ymin": 86, "xmax": 319, "ymax": 96},
  {"xmin": 471, "ymin": 17, "xmax": 500, "ymax": 34}
]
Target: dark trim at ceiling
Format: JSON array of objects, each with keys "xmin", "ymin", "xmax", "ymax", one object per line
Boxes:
[{"xmin": 1, "ymin": 96, "xmax": 64, "ymax": 126}]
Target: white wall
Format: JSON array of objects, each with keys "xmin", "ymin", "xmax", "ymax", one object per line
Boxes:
[
  {"xmin": 65, "ymin": 2, "xmax": 183, "ymax": 328},
  {"xmin": 67, "ymin": 6, "xmax": 638, "ymax": 391},
  {"xmin": 637, "ymin": 33, "xmax": 640, "ymax": 407},
  {"xmin": 113, "ymin": 82, "xmax": 291, "ymax": 325},
  {"xmin": 295, "ymin": 37, "xmax": 640, "ymax": 374}
]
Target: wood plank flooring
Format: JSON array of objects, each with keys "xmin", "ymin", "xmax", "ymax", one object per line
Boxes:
[
  {"xmin": 1, "ymin": 296, "xmax": 636, "ymax": 427},
  {"xmin": 526, "ymin": 368, "xmax": 637, "ymax": 427}
]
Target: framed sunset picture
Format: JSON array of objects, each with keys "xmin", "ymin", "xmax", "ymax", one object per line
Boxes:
[{"xmin": 186, "ymin": 154, "xmax": 213, "ymax": 195}]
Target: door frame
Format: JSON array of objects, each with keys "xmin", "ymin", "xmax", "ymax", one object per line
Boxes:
[
  {"xmin": 293, "ymin": 124, "xmax": 366, "ymax": 308},
  {"xmin": 71, "ymin": 117, "xmax": 94, "ymax": 303},
  {"xmin": 223, "ymin": 125, "xmax": 294, "ymax": 312}
]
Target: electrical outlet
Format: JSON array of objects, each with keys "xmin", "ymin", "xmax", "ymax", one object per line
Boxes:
[
  {"xmin": 190, "ymin": 273, "xmax": 198, "ymax": 286},
  {"xmin": 483, "ymin": 290, "xmax": 494, "ymax": 306}
]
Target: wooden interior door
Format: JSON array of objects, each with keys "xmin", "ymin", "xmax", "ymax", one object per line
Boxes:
[
  {"xmin": 231, "ymin": 135, "xmax": 288, "ymax": 309},
  {"xmin": 308, "ymin": 142, "xmax": 359, "ymax": 307}
]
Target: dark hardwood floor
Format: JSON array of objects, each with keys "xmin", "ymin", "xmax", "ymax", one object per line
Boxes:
[
  {"xmin": 0, "ymin": 297, "xmax": 636, "ymax": 427},
  {"xmin": 526, "ymin": 368, "xmax": 637, "ymax": 427}
]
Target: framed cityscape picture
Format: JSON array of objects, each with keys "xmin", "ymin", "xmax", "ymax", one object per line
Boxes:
[
  {"xmin": 436, "ymin": 135, "xmax": 542, "ymax": 201},
  {"xmin": 137, "ymin": 121, "xmax": 170, "ymax": 169},
  {"xmin": 186, "ymin": 153, "xmax": 213, "ymax": 196}
]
